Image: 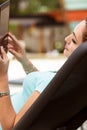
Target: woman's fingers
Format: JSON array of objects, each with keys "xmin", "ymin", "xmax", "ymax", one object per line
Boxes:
[
  {"xmin": 8, "ymin": 33, "xmax": 20, "ymax": 46},
  {"xmin": 0, "ymin": 47, "xmax": 8, "ymax": 70},
  {"xmin": 0, "ymin": 46, "xmax": 8, "ymax": 60},
  {"xmin": 8, "ymin": 48, "xmax": 18, "ymax": 56}
]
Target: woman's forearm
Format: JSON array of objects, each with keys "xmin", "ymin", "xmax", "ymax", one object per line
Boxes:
[
  {"xmin": 0, "ymin": 77, "xmax": 16, "ymax": 130},
  {"xmin": 21, "ymin": 57, "xmax": 38, "ymax": 74},
  {"xmin": 0, "ymin": 96, "xmax": 16, "ymax": 130}
]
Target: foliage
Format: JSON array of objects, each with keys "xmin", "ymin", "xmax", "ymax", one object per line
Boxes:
[{"xmin": 10, "ymin": 0, "xmax": 61, "ymax": 16}]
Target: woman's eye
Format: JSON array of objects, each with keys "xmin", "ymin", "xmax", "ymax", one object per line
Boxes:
[{"xmin": 72, "ymin": 39, "xmax": 77, "ymax": 44}]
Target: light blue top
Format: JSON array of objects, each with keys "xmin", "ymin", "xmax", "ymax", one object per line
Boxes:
[
  {"xmin": 0, "ymin": 71, "xmax": 56, "ymax": 129},
  {"xmin": 11, "ymin": 71, "xmax": 56, "ymax": 113}
]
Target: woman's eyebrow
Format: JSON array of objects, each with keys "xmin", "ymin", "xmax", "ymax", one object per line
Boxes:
[{"xmin": 73, "ymin": 32, "xmax": 78, "ymax": 41}]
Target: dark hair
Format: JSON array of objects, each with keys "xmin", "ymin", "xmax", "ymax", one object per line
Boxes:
[{"xmin": 83, "ymin": 17, "xmax": 87, "ymax": 42}]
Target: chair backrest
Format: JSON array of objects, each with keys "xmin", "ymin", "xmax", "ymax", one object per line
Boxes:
[{"xmin": 12, "ymin": 42, "xmax": 87, "ymax": 130}]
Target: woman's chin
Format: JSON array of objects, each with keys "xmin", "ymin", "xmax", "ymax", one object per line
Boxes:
[{"xmin": 63, "ymin": 50, "xmax": 69, "ymax": 57}]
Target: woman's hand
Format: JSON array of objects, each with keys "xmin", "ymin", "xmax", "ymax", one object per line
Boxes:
[
  {"xmin": 0, "ymin": 46, "xmax": 9, "ymax": 78},
  {"xmin": 7, "ymin": 32, "xmax": 27, "ymax": 63},
  {"xmin": 0, "ymin": 34, "xmax": 8, "ymax": 53},
  {"xmin": 7, "ymin": 33, "xmax": 38, "ymax": 73},
  {"xmin": 0, "ymin": 46, "xmax": 9, "ymax": 91}
]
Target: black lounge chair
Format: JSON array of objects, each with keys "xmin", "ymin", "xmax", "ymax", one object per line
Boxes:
[{"xmin": 12, "ymin": 41, "xmax": 87, "ymax": 130}]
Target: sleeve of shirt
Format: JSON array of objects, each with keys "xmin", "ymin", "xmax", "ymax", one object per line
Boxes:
[
  {"xmin": 35, "ymin": 71, "xmax": 55, "ymax": 93},
  {"xmin": 11, "ymin": 71, "xmax": 55, "ymax": 114}
]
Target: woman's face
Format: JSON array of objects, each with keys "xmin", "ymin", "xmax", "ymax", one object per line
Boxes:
[{"xmin": 64, "ymin": 20, "xmax": 86, "ymax": 57}]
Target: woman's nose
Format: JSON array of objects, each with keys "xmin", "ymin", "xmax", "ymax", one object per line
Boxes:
[{"xmin": 65, "ymin": 35, "xmax": 71, "ymax": 45}]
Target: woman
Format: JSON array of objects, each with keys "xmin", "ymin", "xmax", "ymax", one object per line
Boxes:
[{"xmin": 0, "ymin": 18, "xmax": 87, "ymax": 130}]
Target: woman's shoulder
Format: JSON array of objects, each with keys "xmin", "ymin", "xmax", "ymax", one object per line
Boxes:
[
  {"xmin": 23, "ymin": 71, "xmax": 56, "ymax": 86},
  {"xmin": 27, "ymin": 71, "xmax": 56, "ymax": 78},
  {"xmin": 23, "ymin": 71, "xmax": 56, "ymax": 95}
]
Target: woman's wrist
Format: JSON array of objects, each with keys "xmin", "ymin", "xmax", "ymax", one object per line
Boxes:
[
  {"xmin": 22, "ymin": 62, "xmax": 35, "ymax": 74},
  {"xmin": 0, "ymin": 90, "xmax": 10, "ymax": 97},
  {"xmin": 0, "ymin": 75, "xmax": 9, "ymax": 91},
  {"xmin": 21, "ymin": 58, "xmax": 36, "ymax": 73},
  {"xmin": 19, "ymin": 55, "xmax": 38, "ymax": 74}
]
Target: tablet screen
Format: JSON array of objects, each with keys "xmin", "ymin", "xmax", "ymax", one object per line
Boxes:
[
  {"xmin": 0, "ymin": 0, "xmax": 10, "ymax": 36},
  {"xmin": 0, "ymin": 0, "xmax": 10, "ymax": 53}
]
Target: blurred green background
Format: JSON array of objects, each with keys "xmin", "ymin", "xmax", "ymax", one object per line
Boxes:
[
  {"xmin": 1, "ymin": 0, "xmax": 87, "ymax": 53},
  {"xmin": 10, "ymin": 0, "xmax": 62, "ymax": 16}
]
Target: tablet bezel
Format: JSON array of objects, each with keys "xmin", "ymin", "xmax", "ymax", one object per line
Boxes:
[{"xmin": 0, "ymin": 0, "xmax": 10, "ymax": 53}]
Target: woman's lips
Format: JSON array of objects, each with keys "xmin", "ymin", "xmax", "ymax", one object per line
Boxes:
[{"xmin": 64, "ymin": 46, "xmax": 68, "ymax": 51}]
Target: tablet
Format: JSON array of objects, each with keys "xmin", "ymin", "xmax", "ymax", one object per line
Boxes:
[{"xmin": 0, "ymin": 0, "xmax": 10, "ymax": 53}]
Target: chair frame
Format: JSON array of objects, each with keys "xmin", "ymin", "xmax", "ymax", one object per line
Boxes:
[{"xmin": 12, "ymin": 42, "xmax": 87, "ymax": 130}]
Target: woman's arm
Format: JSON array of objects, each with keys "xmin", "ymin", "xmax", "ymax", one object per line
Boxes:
[
  {"xmin": 14, "ymin": 90, "xmax": 40, "ymax": 125},
  {"xmin": 0, "ymin": 94, "xmax": 16, "ymax": 130},
  {"xmin": 7, "ymin": 33, "xmax": 38, "ymax": 74},
  {"xmin": 0, "ymin": 46, "xmax": 16, "ymax": 130},
  {"xmin": 0, "ymin": 46, "xmax": 40, "ymax": 130},
  {"xmin": 0, "ymin": 85, "xmax": 40, "ymax": 129}
]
